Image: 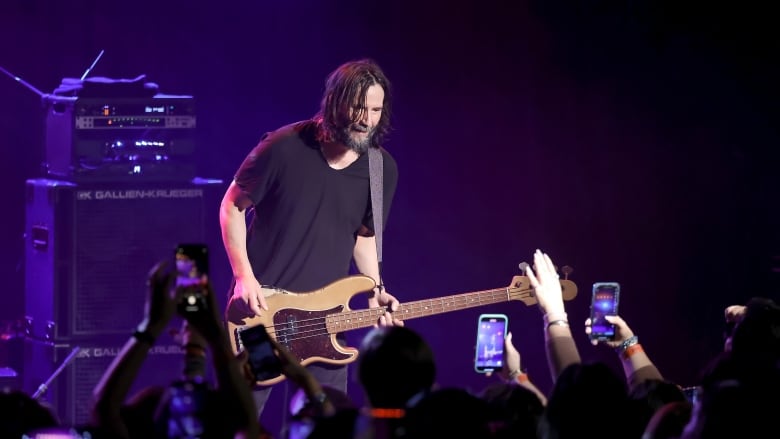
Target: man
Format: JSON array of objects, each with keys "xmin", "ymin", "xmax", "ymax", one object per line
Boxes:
[{"xmin": 219, "ymin": 58, "xmax": 402, "ymax": 414}]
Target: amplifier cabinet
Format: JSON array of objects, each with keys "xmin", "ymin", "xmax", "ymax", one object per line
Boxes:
[
  {"xmin": 24, "ymin": 178, "xmax": 221, "ymax": 340},
  {"xmin": 23, "ymin": 334, "xmax": 187, "ymax": 427},
  {"xmin": 44, "ymin": 96, "xmax": 197, "ymax": 182}
]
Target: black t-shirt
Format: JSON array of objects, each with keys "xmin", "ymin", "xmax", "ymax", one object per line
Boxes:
[{"xmin": 234, "ymin": 120, "xmax": 398, "ymax": 292}]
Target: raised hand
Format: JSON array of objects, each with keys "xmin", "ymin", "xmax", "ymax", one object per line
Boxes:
[
  {"xmin": 178, "ymin": 280, "xmax": 225, "ymax": 343},
  {"xmin": 525, "ymin": 249, "xmax": 565, "ymax": 316},
  {"xmin": 143, "ymin": 261, "xmax": 177, "ymax": 335},
  {"xmin": 486, "ymin": 332, "xmax": 522, "ymax": 381}
]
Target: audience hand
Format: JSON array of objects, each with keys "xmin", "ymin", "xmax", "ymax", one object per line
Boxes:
[
  {"xmin": 486, "ymin": 332, "xmax": 522, "ymax": 381},
  {"xmin": 267, "ymin": 336, "xmax": 311, "ymax": 385},
  {"xmin": 724, "ymin": 305, "xmax": 747, "ymax": 325},
  {"xmin": 177, "ymin": 280, "xmax": 225, "ymax": 343},
  {"xmin": 525, "ymin": 249, "xmax": 565, "ymax": 316},
  {"xmin": 585, "ymin": 315, "xmax": 635, "ymax": 348},
  {"xmin": 141, "ymin": 261, "xmax": 177, "ymax": 335}
]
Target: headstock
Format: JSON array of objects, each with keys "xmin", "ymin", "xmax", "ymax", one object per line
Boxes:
[{"xmin": 507, "ymin": 265, "xmax": 578, "ymax": 307}]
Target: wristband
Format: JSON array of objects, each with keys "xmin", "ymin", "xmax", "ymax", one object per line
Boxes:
[
  {"xmin": 615, "ymin": 335, "xmax": 639, "ymax": 354},
  {"xmin": 132, "ymin": 329, "xmax": 157, "ymax": 345},
  {"xmin": 507, "ymin": 368, "xmax": 529, "ymax": 384},
  {"xmin": 622, "ymin": 343, "xmax": 644, "ymax": 359},
  {"xmin": 514, "ymin": 372, "xmax": 530, "ymax": 384},
  {"xmin": 368, "ymin": 408, "xmax": 405, "ymax": 419}
]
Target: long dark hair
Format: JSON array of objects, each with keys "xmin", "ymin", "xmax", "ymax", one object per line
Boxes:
[{"xmin": 315, "ymin": 58, "xmax": 393, "ymax": 148}]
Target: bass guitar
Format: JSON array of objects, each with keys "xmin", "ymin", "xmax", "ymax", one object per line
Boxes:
[{"xmin": 226, "ymin": 273, "xmax": 577, "ymax": 386}]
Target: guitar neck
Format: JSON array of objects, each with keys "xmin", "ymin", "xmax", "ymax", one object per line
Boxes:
[{"xmin": 327, "ymin": 286, "xmax": 526, "ymax": 333}]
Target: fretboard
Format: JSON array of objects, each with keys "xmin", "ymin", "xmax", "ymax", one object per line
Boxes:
[{"xmin": 326, "ymin": 286, "xmax": 526, "ymax": 333}]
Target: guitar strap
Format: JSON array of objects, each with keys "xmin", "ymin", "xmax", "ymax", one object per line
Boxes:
[{"xmin": 368, "ymin": 147, "xmax": 384, "ymax": 276}]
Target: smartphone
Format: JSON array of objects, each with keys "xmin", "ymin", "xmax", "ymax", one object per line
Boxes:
[
  {"xmin": 238, "ymin": 324, "xmax": 283, "ymax": 382},
  {"xmin": 474, "ymin": 313, "xmax": 508, "ymax": 373},
  {"xmin": 589, "ymin": 282, "xmax": 620, "ymax": 341},
  {"xmin": 175, "ymin": 244, "xmax": 209, "ymax": 313}
]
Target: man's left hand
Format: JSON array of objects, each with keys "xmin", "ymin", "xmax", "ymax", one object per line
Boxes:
[{"xmin": 370, "ymin": 288, "xmax": 404, "ymax": 327}]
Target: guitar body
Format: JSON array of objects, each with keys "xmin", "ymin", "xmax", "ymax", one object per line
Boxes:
[{"xmin": 226, "ymin": 275, "xmax": 377, "ymax": 386}]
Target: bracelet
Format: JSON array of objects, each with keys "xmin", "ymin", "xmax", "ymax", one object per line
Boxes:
[
  {"xmin": 615, "ymin": 335, "xmax": 639, "ymax": 354},
  {"xmin": 622, "ymin": 343, "xmax": 644, "ymax": 359},
  {"xmin": 546, "ymin": 320, "xmax": 570, "ymax": 330},
  {"xmin": 132, "ymin": 329, "xmax": 157, "ymax": 345},
  {"xmin": 543, "ymin": 312, "xmax": 568, "ymax": 328},
  {"xmin": 368, "ymin": 408, "xmax": 405, "ymax": 419},
  {"xmin": 514, "ymin": 372, "xmax": 530, "ymax": 384},
  {"xmin": 507, "ymin": 368, "xmax": 529, "ymax": 384}
]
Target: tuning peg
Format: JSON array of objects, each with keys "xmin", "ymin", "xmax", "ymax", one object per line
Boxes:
[
  {"xmin": 518, "ymin": 262, "xmax": 530, "ymax": 274},
  {"xmin": 561, "ymin": 265, "xmax": 573, "ymax": 280}
]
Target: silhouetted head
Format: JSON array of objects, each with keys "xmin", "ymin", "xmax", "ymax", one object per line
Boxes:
[
  {"xmin": 642, "ymin": 401, "xmax": 692, "ymax": 439},
  {"xmin": 479, "ymin": 382, "xmax": 544, "ymax": 439},
  {"xmin": 0, "ymin": 389, "xmax": 59, "ymax": 438},
  {"xmin": 404, "ymin": 387, "xmax": 492, "ymax": 439},
  {"xmin": 627, "ymin": 379, "xmax": 687, "ymax": 437},
  {"xmin": 730, "ymin": 297, "xmax": 780, "ymax": 363},
  {"xmin": 357, "ymin": 326, "xmax": 435, "ymax": 408},
  {"xmin": 540, "ymin": 362, "xmax": 629, "ymax": 439}
]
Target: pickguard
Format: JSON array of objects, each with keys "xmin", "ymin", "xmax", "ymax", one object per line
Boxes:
[{"xmin": 273, "ymin": 305, "xmax": 351, "ymax": 363}]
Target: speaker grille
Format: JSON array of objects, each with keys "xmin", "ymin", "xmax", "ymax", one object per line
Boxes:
[
  {"xmin": 25, "ymin": 179, "xmax": 221, "ymax": 339},
  {"xmin": 71, "ymin": 189, "xmax": 206, "ymax": 335},
  {"xmin": 23, "ymin": 179, "xmax": 224, "ymax": 427}
]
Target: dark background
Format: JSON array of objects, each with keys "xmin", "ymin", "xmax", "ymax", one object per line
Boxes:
[{"xmin": 2, "ymin": 0, "xmax": 778, "ymax": 433}]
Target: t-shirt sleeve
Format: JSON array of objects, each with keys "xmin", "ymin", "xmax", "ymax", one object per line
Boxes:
[{"xmin": 234, "ymin": 132, "xmax": 276, "ymax": 205}]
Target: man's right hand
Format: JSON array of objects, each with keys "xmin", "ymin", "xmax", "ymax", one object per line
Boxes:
[{"xmin": 232, "ymin": 275, "xmax": 269, "ymax": 318}]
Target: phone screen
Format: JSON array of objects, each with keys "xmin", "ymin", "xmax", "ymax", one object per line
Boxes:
[
  {"xmin": 175, "ymin": 244, "xmax": 209, "ymax": 287},
  {"xmin": 238, "ymin": 324, "xmax": 283, "ymax": 382},
  {"xmin": 474, "ymin": 314, "xmax": 508, "ymax": 373},
  {"xmin": 590, "ymin": 282, "xmax": 620, "ymax": 341},
  {"xmin": 175, "ymin": 244, "xmax": 209, "ymax": 314}
]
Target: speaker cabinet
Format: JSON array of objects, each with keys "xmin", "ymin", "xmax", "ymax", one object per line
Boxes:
[
  {"xmin": 23, "ymin": 334, "xmax": 187, "ymax": 427},
  {"xmin": 24, "ymin": 178, "xmax": 221, "ymax": 340},
  {"xmin": 22, "ymin": 177, "xmax": 224, "ymax": 426}
]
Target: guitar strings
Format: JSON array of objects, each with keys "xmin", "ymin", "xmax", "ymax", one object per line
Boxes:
[{"xmin": 260, "ymin": 289, "xmax": 536, "ymax": 346}]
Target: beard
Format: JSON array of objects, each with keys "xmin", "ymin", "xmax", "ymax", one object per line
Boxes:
[{"xmin": 336, "ymin": 123, "xmax": 374, "ymax": 154}]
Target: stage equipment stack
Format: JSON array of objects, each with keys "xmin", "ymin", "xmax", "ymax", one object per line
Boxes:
[{"xmin": 20, "ymin": 72, "xmax": 222, "ymax": 425}]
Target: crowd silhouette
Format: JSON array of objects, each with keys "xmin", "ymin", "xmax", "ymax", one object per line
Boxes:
[{"xmin": 1, "ymin": 249, "xmax": 778, "ymax": 438}]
